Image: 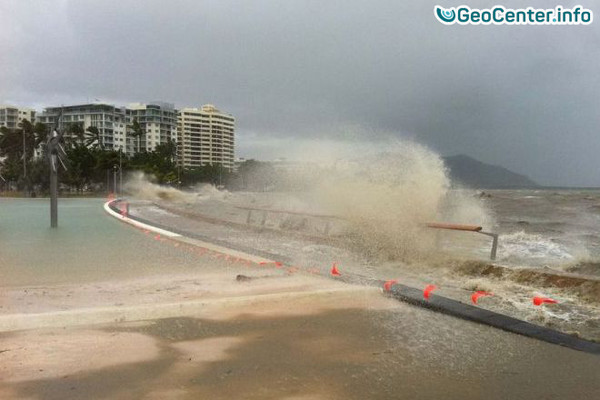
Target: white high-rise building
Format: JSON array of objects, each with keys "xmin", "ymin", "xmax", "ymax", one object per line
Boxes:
[
  {"xmin": 37, "ymin": 102, "xmax": 178, "ymax": 155},
  {"xmin": 178, "ymin": 104, "xmax": 235, "ymax": 170},
  {"xmin": 126, "ymin": 102, "xmax": 178, "ymax": 154},
  {"xmin": 37, "ymin": 104, "xmax": 128, "ymax": 151},
  {"xmin": 0, "ymin": 105, "xmax": 35, "ymax": 129},
  {"xmin": 18, "ymin": 101, "xmax": 236, "ymax": 167}
]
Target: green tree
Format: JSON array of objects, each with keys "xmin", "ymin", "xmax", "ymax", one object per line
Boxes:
[
  {"xmin": 85, "ymin": 126, "xmax": 103, "ymax": 149},
  {"xmin": 0, "ymin": 120, "xmax": 44, "ymax": 192},
  {"xmin": 33, "ymin": 122, "xmax": 49, "ymax": 156},
  {"xmin": 66, "ymin": 122, "xmax": 85, "ymax": 146},
  {"xmin": 0, "ymin": 128, "xmax": 21, "ymax": 183},
  {"xmin": 28, "ymin": 157, "xmax": 50, "ymax": 194},
  {"xmin": 129, "ymin": 140, "xmax": 177, "ymax": 184},
  {"xmin": 129, "ymin": 118, "xmax": 144, "ymax": 153},
  {"xmin": 93, "ymin": 148, "xmax": 124, "ymax": 189},
  {"xmin": 65, "ymin": 143, "xmax": 96, "ymax": 192},
  {"xmin": 0, "ymin": 126, "xmax": 22, "ymax": 169},
  {"xmin": 181, "ymin": 163, "xmax": 230, "ymax": 187}
]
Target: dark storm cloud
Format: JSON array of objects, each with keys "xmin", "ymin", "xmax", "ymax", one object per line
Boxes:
[{"xmin": 1, "ymin": 0, "xmax": 599, "ymax": 186}]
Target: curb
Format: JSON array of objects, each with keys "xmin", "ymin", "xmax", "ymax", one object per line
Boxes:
[{"xmin": 104, "ymin": 199, "xmax": 278, "ymax": 264}]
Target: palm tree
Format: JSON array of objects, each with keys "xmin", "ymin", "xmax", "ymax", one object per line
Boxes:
[
  {"xmin": 33, "ymin": 122, "xmax": 49, "ymax": 157},
  {"xmin": 19, "ymin": 119, "xmax": 37, "ymax": 152},
  {"xmin": 19, "ymin": 119, "xmax": 47, "ymax": 164},
  {"xmin": 129, "ymin": 118, "xmax": 144, "ymax": 153},
  {"xmin": 0, "ymin": 127, "xmax": 18, "ymax": 188},
  {"xmin": 85, "ymin": 126, "xmax": 103, "ymax": 150},
  {"xmin": 2, "ymin": 119, "xmax": 40, "ymax": 194},
  {"xmin": 66, "ymin": 122, "xmax": 85, "ymax": 146},
  {"xmin": 0, "ymin": 126, "xmax": 20, "ymax": 158}
]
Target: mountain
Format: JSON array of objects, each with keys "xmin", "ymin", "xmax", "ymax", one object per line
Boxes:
[{"xmin": 443, "ymin": 154, "xmax": 539, "ymax": 189}]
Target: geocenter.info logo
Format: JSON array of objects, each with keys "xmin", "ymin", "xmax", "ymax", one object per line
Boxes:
[{"xmin": 435, "ymin": 5, "xmax": 593, "ymax": 25}]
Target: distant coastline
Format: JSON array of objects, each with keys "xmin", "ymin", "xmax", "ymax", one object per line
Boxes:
[
  {"xmin": 443, "ymin": 154, "xmax": 538, "ymax": 189},
  {"xmin": 443, "ymin": 155, "xmax": 600, "ymax": 190}
]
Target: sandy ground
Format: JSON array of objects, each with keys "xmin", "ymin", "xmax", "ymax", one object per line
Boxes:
[
  {"xmin": 2, "ymin": 283, "xmax": 599, "ymax": 400},
  {"xmin": 0, "ymin": 270, "xmax": 352, "ymax": 316}
]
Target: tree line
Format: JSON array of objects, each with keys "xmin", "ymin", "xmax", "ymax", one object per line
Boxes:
[{"xmin": 0, "ymin": 119, "xmax": 283, "ymax": 195}]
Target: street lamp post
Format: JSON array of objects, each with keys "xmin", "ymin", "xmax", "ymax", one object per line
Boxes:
[
  {"xmin": 22, "ymin": 128, "xmax": 27, "ymax": 196},
  {"xmin": 113, "ymin": 164, "xmax": 118, "ymax": 197},
  {"xmin": 119, "ymin": 148, "xmax": 122, "ymax": 194}
]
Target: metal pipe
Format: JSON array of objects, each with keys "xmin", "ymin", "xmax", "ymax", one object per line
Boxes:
[
  {"xmin": 491, "ymin": 234, "xmax": 498, "ymax": 260},
  {"xmin": 479, "ymin": 231, "xmax": 499, "ymax": 260}
]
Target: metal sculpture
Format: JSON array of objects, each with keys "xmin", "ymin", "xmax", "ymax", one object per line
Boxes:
[{"xmin": 47, "ymin": 110, "xmax": 68, "ymax": 228}]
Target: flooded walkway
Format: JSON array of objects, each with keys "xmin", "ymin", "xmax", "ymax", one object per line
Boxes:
[{"xmin": 1, "ymin": 198, "xmax": 599, "ymax": 399}]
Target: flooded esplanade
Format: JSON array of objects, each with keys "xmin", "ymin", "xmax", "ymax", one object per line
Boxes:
[{"xmin": 1, "ymin": 181, "xmax": 599, "ymax": 399}]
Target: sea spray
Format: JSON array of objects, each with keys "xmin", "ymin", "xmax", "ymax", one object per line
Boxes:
[
  {"xmin": 280, "ymin": 139, "xmax": 495, "ymax": 262},
  {"xmin": 123, "ymin": 171, "xmax": 197, "ymax": 203},
  {"xmin": 123, "ymin": 138, "xmax": 495, "ymax": 262},
  {"xmin": 313, "ymin": 146, "xmax": 448, "ymax": 260}
]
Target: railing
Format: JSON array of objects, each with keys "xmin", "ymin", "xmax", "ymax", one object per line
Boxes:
[
  {"xmin": 237, "ymin": 207, "xmax": 499, "ymax": 260},
  {"xmin": 237, "ymin": 206, "xmax": 344, "ymax": 235},
  {"xmin": 425, "ymin": 222, "xmax": 499, "ymax": 260}
]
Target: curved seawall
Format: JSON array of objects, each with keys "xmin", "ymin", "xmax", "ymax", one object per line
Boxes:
[{"xmin": 105, "ymin": 199, "xmax": 600, "ymax": 355}]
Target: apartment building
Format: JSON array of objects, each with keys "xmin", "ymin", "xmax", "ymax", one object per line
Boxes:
[
  {"xmin": 0, "ymin": 105, "xmax": 36, "ymax": 129},
  {"xmin": 37, "ymin": 104, "xmax": 128, "ymax": 151},
  {"xmin": 126, "ymin": 102, "xmax": 177, "ymax": 153},
  {"xmin": 178, "ymin": 104, "xmax": 235, "ymax": 170},
  {"xmin": 19, "ymin": 101, "xmax": 235, "ymax": 167}
]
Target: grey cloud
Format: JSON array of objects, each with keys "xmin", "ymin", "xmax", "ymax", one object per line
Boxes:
[{"xmin": 1, "ymin": 0, "xmax": 599, "ymax": 185}]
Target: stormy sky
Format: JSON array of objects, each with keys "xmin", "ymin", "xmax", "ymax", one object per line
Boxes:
[{"xmin": 1, "ymin": 0, "xmax": 599, "ymax": 186}]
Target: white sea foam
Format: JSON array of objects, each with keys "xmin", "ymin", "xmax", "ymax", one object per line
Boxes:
[
  {"xmin": 123, "ymin": 172, "xmax": 196, "ymax": 203},
  {"xmin": 498, "ymin": 231, "xmax": 575, "ymax": 263}
]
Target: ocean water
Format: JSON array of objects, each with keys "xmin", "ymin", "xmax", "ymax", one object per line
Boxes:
[
  {"xmin": 486, "ymin": 189, "xmax": 600, "ymax": 273},
  {"xmin": 126, "ymin": 179, "xmax": 600, "ymax": 273}
]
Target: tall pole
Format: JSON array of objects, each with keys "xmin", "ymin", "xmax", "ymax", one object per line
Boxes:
[
  {"xmin": 22, "ymin": 130, "xmax": 26, "ymax": 177},
  {"xmin": 219, "ymin": 164, "xmax": 222, "ymax": 187},
  {"xmin": 176, "ymin": 144, "xmax": 181, "ymax": 187},
  {"xmin": 50, "ymin": 155, "xmax": 58, "ymax": 228},
  {"xmin": 113, "ymin": 165, "xmax": 117, "ymax": 197},
  {"xmin": 119, "ymin": 148, "xmax": 122, "ymax": 194},
  {"xmin": 22, "ymin": 129, "xmax": 27, "ymax": 196}
]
